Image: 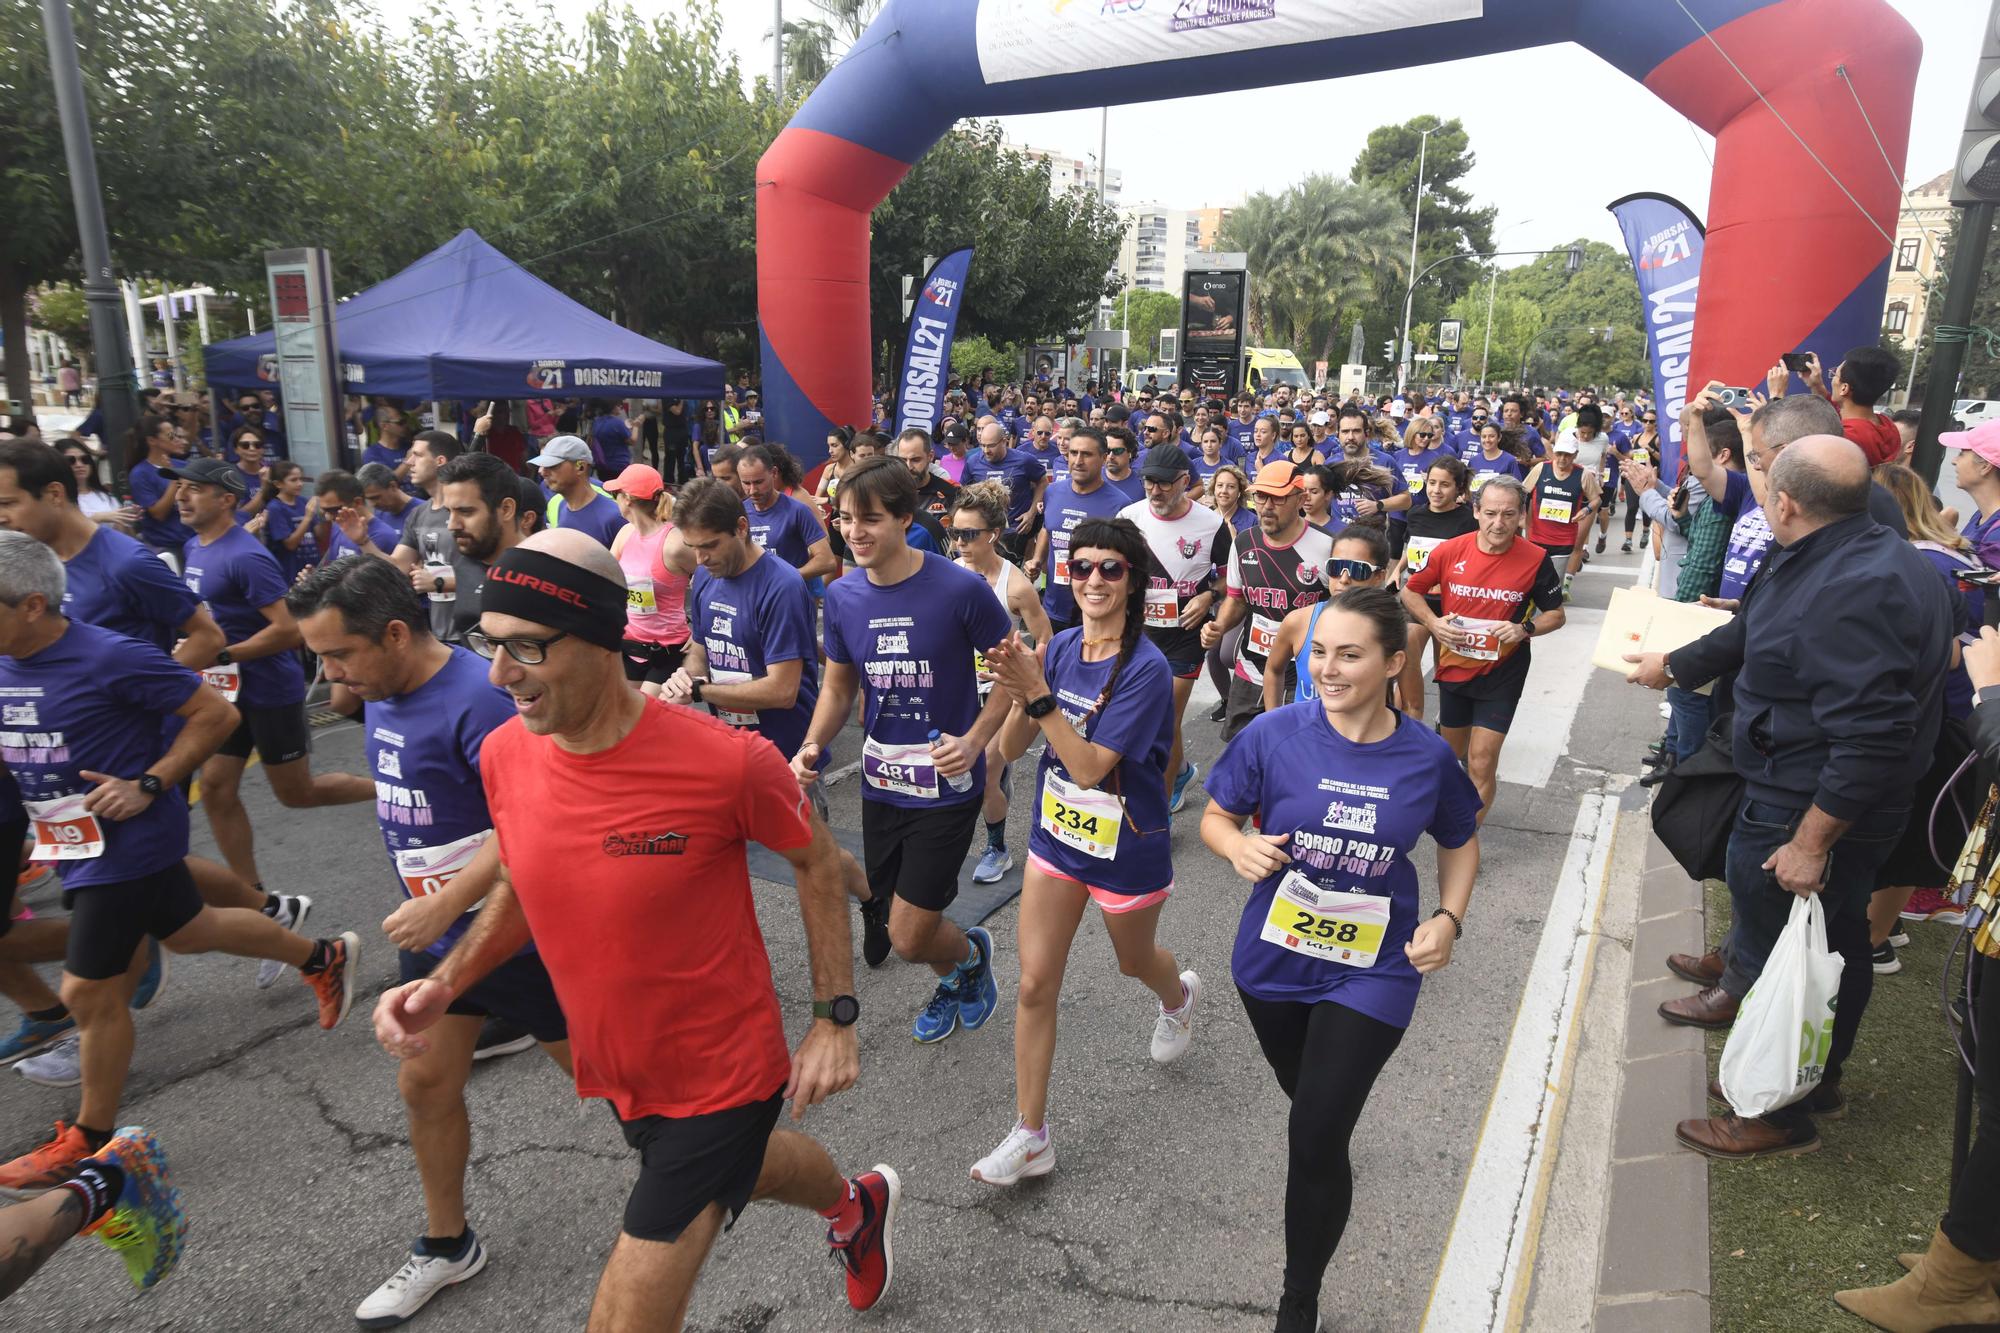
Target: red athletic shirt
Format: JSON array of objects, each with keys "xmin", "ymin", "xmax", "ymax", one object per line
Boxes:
[
  {"xmin": 1841, "ymin": 412, "xmax": 1901, "ymax": 467},
  {"xmin": 481, "ymin": 702, "xmax": 812, "ymax": 1118},
  {"xmin": 1403, "ymin": 531, "xmax": 1560, "ymax": 682}
]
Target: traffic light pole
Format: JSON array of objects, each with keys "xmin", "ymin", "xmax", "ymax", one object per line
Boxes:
[
  {"xmin": 1911, "ymin": 201, "xmax": 1994, "ymax": 487},
  {"xmin": 41, "ymin": 0, "xmax": 137, "ymax": 483}
]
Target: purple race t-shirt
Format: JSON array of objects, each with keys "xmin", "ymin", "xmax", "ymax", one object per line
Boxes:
[
  {"xmin": 61, "ymin": 525, "xmax": 201, "ymax": 654},
  {"xmin": 743, "ymin": 494, "xmax": 827, "ymax": 573},
  {"xmin": 1039, "ymin": 479, "xmax": 1133, "ymax": 624},
  {"xmin": 689, "ymin": 552, "xmax": 821, "ymax": 762},
  {"xmin": 1206, "ymin": 703, "xmax": 1480, "ymax": 1028},
  {"xmin": 962, "ymin": 447, "xmax": 1047, "ymax": 524},
  {"xmin": 182, "ymin": 524, "xmax": 305, "ymax": 709},
  {"xmin": 822, "ymin": 552, "xmax": 1013, "ymax": 809},
  {"xmin": 0, "ymin": 621, "xmax": 198, "ymax": 887}
]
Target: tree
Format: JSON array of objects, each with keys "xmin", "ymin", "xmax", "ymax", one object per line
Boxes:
[
  {"xmin": 1495, "ymin": 241, "xmax": 1650, "ymax": 389},
  {"xmin": 1218, "ymin": 175, "xmax": 1406, "ymax": 370},
  {"xmin": 1113, "ymin": 288, "xmax": 1180, "ymax": 366},
  {"xmin": 772, "ymin": 0, "xmax": 881, "ymax": 91},
  {"xmin": 1910, "ymin": 209, "xmax": 2000, "ymax": 403},
  {"xmin": 1445, "ymin": 287, "xmax": 1543, "ymax": 387},
  {"xmin": 950, "ymin": 334, "xmax": 1015, "ymax": 383}
]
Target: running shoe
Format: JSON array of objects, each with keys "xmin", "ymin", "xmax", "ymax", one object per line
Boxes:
[
  {"xmin": 257, "ymin": 894, "xmax": 311, "ymax": 989},
  {"xmin": 956, "ymin": 927, "xmax": 1000, "ymax": 1031},
  {"xmin": 17, "ymin": 1033, "xmax": 81, "ymax": 1087},
  {"xmin": 1561, "ymin": 573, "xmax": 1574, "ymax": 600},
  {"xmin": 828, "ymin": 1165, "xmax": 900, "ymax": 1312},
  {"xmin": 131, "ymin": 938, "xmax": 168, "ymax": 1011},
  {"xmin": 1621, "ymin": 539, "xmax": 1633, "ymax": 554},
  {"xmin": 1169, "ymin": 761, "xmax": 1199, "ymax": 815},
  {"xmin": 1275, "ymin": 1290, "xmax": 1321, "ymax": 1333},
  {"xmin": 355, "ymin": 1235, "xmax": 488, "ymax": 1328},
  {"xmin": 0, "ymin": 1120, "xmax": 92, "ymax": 1197},
  {"xmin": 472, "ymin": 1018, "xmax": 535, "ymax": 1061},
  {"xmin": 1151, "ymin": 970, "xmax": 1201, "ymax": 1065},
  {"xmin": 1888, "ymin": 926, "xmax": 1910, "ymax": 949},
  {"xmin": 1639, "ymin": 530, "xmax": 1649, "ymax": 550},
  {"xmin": 15, "ymin": 864, "xmax": 57, "ymax": 895},
  {"xmin": 971, "ymin": 1120, "xmax": 1055, "ymax": 1186},
  {"xmin": 1872, "ymin": 941, "xmax": 1901, "ymax": 975},
  {"xmin": 1208, "ymin": 699, "xmax": 1227, "ymax": 722},
  {"xmin": 1900, "ymin": 887, "xmax": 1967, "ymax": 925},
  {"xmin": 87, "ymin": 1127, "xmax": 186, "ymax": 1291},
  {"xmin": 305, "ymin": 931, "xmax": 361, "ymax": 1030},
  {"xmin": 0, "ymin": 1010, "xmax": 75, "ymax": 1065},
  {"xmin": 911, "ymin": 977, "xmax": 961, "ymax": 1044},
  {"xmin": 859, "ymin": 894, "xmax": 892, "ymax": 969},
  {"xmin": 971, "ymin": 845, "xmax": 1012, "ymax": 885}
]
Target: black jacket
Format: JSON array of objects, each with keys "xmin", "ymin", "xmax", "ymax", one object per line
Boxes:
[{"xmin": 1669, "ymin": 511, "xmax": 1952, "ymax": 819}]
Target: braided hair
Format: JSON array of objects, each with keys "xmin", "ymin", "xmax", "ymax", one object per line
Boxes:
[{"xmin": 1066, "ymin": 516, "xmax": 1152, "ymax": 726}]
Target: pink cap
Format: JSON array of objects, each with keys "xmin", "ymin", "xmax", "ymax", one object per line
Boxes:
[
  {"xmin": 605, "ymin": 463, "xmax": 666, "ymax": 500},
  {"xmin": 1943, "ymin": 420, "xmax": 2000, "ymax": 470}
]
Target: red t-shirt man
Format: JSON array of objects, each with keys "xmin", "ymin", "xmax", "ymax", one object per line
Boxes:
[
  {"xmin": 1404, "ymin": 529, "xmax": 1564, "ymax": 692},
  {"xmin": 481, "ymin": 701, "xmax": 811, "ymax": 1119},
  {"xmin": 1841, "ymin": 412, "xmax": 1902, "ymax": 467}
]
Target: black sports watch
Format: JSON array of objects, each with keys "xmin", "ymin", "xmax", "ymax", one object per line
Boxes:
[
  {"xmin": 137, "ymin": 773, "xmax": 165, "ymax": 798},
  {"xmin": 214, "ymin": 647, "xmax": 234, "ymax": 665},
  {"xmin": 433, "ymin": 575, "xmax": 447, "ymax": 594},
  {"xmin": 689, "ymin": 677, "xmax": 709, "ymax": 703},
  {"xmin": 1024, "ymin": 693, "xmax": 1059, "ymax": 720},
  {"xmin": 812, "ymin": 995, "xmax": 860, "ymax": 1027}
]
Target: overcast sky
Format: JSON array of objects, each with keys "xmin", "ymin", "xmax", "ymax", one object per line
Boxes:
[{"xmin": 388, "ymin": 0, "xmax": 1984, "ymax": 267}]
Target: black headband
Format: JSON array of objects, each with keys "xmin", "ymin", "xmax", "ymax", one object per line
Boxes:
[{"xmin": 481, "ymin": 548, "xmax": 628, "ymax": 653}]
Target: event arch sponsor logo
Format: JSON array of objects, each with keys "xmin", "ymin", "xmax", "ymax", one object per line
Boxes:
[{"xmin": 1171, "ymin": 0, "xmax": 1275, "ymax": 33}]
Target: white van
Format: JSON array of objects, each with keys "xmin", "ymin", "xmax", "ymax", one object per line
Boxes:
[{"xmin": 1954, "ymin": 400, "xmax": 2000, "ymax": 427}]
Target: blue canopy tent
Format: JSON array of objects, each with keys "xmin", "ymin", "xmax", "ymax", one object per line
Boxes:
[{"xmin": 203, "ymin": 229, "xmax": 724, "ymax": 401}]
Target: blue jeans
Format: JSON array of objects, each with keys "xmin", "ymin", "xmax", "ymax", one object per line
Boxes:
[
  {"xmin": 1662, "ymin": 685, "xmax": 1710, "ymax": 763},
  {"xmin": 1719, "ymin": 798, "xmax": 1906, "ymax": 1128}
]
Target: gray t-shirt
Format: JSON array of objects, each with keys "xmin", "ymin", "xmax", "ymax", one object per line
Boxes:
[{"xmin": 399, "ymin": 500, "xmax": 480, "ymax": 642}]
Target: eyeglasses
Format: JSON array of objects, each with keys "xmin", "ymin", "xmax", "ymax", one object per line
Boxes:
[
  {"xmin": 1033, "ymin": 430, "xmax": 1052, "ymax": 438},
  {"xmin": 1107, "ymin": 446, "xmax": 1130, "ymax": 456},
  {"xmin": 1642, "ymin": 417, "xmax": 1657, "ymax": 424},
  {"xmin": 947, "ymin": 527, "xmax": 992, "ymax": 543},
  {"xmin": 1068, "ymin": 558, "xmax": 1128, "ymax": 582},
  {"xmin": 464, "ymin": 629, "xmax": 569, "ymax": 665}
]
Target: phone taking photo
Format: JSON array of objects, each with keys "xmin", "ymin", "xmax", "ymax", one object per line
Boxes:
[{"xmin": 1781, "ymin": 352, "xmax": 1813, "ymax": 376}]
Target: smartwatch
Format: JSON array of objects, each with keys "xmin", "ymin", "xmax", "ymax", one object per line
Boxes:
[
  {"xmin": 1024, "ymin": 693, "xmax": 1059, "ymax": 720},
  {"xmin": 812, "ymin": 995, "xmax": 860, "ymax": 1027},
  {"xmin": 214, "ymin": 647, "xmax": 234, "ymax": 666},
  {"xmin": 138, "ymin": 773, "xmax": 165, "ymax": 798},
  {"xmin": 433, "ymin": 575, "xmax": 447, "ymax": 594},
  {"xmin": 689, "ymin": 678, "xmax": 708, "ymax": 703}
]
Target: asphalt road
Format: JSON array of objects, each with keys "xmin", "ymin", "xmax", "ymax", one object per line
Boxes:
[{"xmin": 2, "ymin": 536, "xmax": 1667, "ymax": 1333}]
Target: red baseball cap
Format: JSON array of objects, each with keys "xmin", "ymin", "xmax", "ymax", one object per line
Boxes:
[{"xmin": 605, "ymin": 463, "xmax": 667, "ymax": 500}]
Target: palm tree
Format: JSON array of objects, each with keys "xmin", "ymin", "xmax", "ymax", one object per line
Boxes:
[
  {"xmin": 1217, "ymin": 192, "xmax": 1284, "ymax": 343},
  {"xmin": 771, "ymin": 0, "xmax": 882, "ymax": 91},
  {"xmin": 1269, "ymin": 175, "xmax": 1407, "ymax": 366}
]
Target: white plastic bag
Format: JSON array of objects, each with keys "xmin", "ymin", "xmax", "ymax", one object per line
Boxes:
[{"xmin": 1717, "ymin": 893, "xmax": 1844, "ymax": 1117}]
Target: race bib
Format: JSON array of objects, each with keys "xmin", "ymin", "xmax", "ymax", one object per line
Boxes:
[
  {"xmin": 627, "ymin": 575, "xmax": 656, "ymax": 616},
  {"xmin": 1405, "ymin": 536, "xmax": 1442, "ymax": 574},
  {"xmin": 26, "ymin": 794, "xmax": 105, "ymax": 862},
  {"xmin": 862, "ymin": 737, "xmax": 939, "ymax": 799},
  {"xmin": 202, "ymin": 661, "xmax": 242, "ymax": 703},
  {"xmin": 1051, "ymin": 554, "xmax": 1071, "ymax": 586},
  {"xmin": 1144, "ymin": 586, "xmax": 1180, "ymax": 629},
  {"xmin": 1402, "ymin": 465, "xmax": 1426, "ymax": 489},
  {"xmin": 1445, "ymin": 614, "xmax": 1506, "ymax": 662},
  {"xmin": 1537, "ymin": 494, "xmax": 1573, "ymax": 525},
  {"xmin": 1039, "ymin": 771, "xmax": 1121, "ymax": 860},
  {"xmin": 391, "ymin": 828, "xmax": 493, "ymax": 908},
  {"xmin": 1247, "ymin": 613, "xmax": 1282, "ymax": 661},
  {"xmin": 1261, "ymin": 870, "xmax": 1391, "ymax": 969},
  {"xmin": 424, "ymin": 559, "xmax": 456, "ymax": 604},
  {"xmin": 706, "ymin": 667, "xmax": 759, "ymax": 728}
]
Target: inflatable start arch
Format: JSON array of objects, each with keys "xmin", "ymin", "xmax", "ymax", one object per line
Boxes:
[{"xmin": 757, "ymin": 0, "xmax": 1920, "ymax": 466}]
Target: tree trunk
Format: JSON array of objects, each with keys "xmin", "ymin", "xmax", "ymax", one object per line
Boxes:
[{"xmin": 0, "ymin": 261, "xmax": 34, "ymax": 423}]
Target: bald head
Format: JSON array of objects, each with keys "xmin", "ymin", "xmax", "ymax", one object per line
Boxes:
[
  {"xmin": 978, "ymin": 422, "xmax": 1010, "ymax": 458},
  {"xmin": 519, "ymin": 526, "xmax": 624, "ymax": 588},
  {"xmin": 1768, "ymin": 434, "xmax": 1871, "ymax": 533}
]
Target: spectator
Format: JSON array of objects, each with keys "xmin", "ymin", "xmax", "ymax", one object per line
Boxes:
[
  {"xmin": 1628, "ymin": 436, "xmax": 1953, "ymax": 1160},
  {"xmin": 1796, "ymin": 346, "xmax": 1901, "ymax": 464},
  {"xmin": 57, "ymin": 359, "xmax": 82, "ymax": 407},
  {"xmin": 589, "ymin": 399, "xmax": 633, "ymax": 474}
]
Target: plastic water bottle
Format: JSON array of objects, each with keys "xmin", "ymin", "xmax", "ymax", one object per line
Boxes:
[{"xmin": 929, "ymin": 728, "xmax": 974, "ymax": 795}]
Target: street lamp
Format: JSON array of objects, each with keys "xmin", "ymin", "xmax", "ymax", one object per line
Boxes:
[
  {"xmin": 1479, "ymin": 218, "xmax": 1534, "ymax": 388},
  {"xmin": 1396, "ymin": 125, "xmax": 1438, "ymax": 396},
  {"xmin": 1400, "ymin": 245, "xmax": 1585, "ymax": 390}
]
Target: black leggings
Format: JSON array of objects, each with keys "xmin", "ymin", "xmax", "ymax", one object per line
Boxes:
[
  {"xmin": 1621, "ymin": 480, "xmax": 1643, "ymax": 533},
  {"xmin": 1945, "ymin": 951, "xmax": 2000, "ymax": 1261},
  {"xmin": 1238, "ymin": 989, "xmax": 1404, "ymax": 1303}
]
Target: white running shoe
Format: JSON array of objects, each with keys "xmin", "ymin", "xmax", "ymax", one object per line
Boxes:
[
  {"xmin": 970, "ymin": 1119, "xmax": 1055, "ymax": 1186},
  {"xmin": 1151, "ymin": 970, "xmax": 1201, "ymax": 1065},
  {"xmin": 16, "ymin": 1034, "xmax": 82, "ymax": 1087},
  {"xmin": 355, "ymin": 1238, "xmax": 488, "ymax": 1328},
  {"xmin": 257, "ymin": 895, "xmax": 312, "ymax": 989}
]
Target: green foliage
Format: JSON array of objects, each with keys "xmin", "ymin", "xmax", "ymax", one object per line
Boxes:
[
  {"xmin": 1112, "ymin": 288, "xmax": 1180, "ymax": 366},
  {"xmin": 1912, "ymin": 209, "xmax": 2000, "ymax": 402},
  {"xmin": 1352, "ymin": 116, "xmax": 1497, "ymax": 350},
  {"xmin": 950, "ymin": 334, "xmax": 1015, "ymax": 383},
  {"xmin": 30, "ymin": 285, "xmax": 90, "ymax": 347},
  {"xmin": 1218, "ymin": 176, "xmax": 1406, "ymax": 372},
  {"xmin": 1493, "ymin": 241, "xmax": 1651, "ymax": 389}
]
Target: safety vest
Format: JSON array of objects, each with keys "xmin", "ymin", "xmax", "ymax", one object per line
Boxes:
[{"xmin": 546, "ymin": 484, "xmax": 613, "ymax": 527}]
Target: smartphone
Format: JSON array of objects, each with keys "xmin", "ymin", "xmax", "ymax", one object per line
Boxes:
[
  {"xmin": 1716, "ymin": 386, "xmax": 1756, "ymax": 408},
  {"xmin": 1781, "ymin": 352, "xmax": 1813, "ymax": 376}
]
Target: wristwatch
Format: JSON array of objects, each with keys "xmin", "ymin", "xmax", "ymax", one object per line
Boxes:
[
  {"xmin": 689, "ymin": 678, "xmax": 708, "ymax": 703},
  {"xmin": 214, "ymin": 647, "xmax": 234, "ymax": 665},
  {"xmin": 812, "ymin": 995, "xmax": 860, "ymax": 1027},
  {"xmin": 137, "ymin": 773, "xmax": 165, "ymax": 798},
  {"xmin": 1024, "ymin": 693, "xmax": 1059, "ymax": 719},
  {"xmin": 433, "ymin": 575, "xmax": 447, "ymax": 594}
]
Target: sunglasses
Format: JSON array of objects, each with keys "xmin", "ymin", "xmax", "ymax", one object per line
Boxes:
[
  {"xmin": 1107, "ymin": 446, "xmax": 1130, "ymax": 456},
  {"xmin": 947, "ymin": 527, "xmax": 992, "ymax": 543},
  {"xmin": 1068, "ymin": 558, "xmax": 1128, "ymax": 582},
  {"xmin": 1642, "ymin": 417, "xmax": 1657, "ymax": 423},
  {"xmin": 1327, "ymin": 557, "xmax": 1380, "ymax": 582}
]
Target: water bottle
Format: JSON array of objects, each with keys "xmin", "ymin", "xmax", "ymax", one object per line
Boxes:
[{"xmin": 930, "ymin": 728, "xmax": 974, "ymax": 795}]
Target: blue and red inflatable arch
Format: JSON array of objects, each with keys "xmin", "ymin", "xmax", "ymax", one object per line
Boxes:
[{"xmin": 757, "ymin": 0, "xmax": 1919, "ymax": 468}]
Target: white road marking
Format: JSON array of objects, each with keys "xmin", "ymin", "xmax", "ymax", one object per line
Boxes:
[
  {"xmin": 1494, "ymin": 607, "xmax": 1600, "ymax": 789},
  {"xmin": 1420, "ymin": 783, "xmax": 1624, "ymax": 1333}
]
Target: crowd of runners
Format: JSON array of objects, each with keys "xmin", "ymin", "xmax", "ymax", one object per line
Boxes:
[{"xmin": 0, "ymin": 366, "xmax": 1959, "ymax": 1333}]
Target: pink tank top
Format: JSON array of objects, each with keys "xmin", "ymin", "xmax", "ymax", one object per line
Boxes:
[{"xmin": 618, "ymin": 523, "xmax": 689, "ymax": 646}]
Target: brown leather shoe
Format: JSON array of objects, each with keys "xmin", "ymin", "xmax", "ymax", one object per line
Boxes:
[
  {"xmin": 1675, "ymin": 1114, "xmax": 1820, "ymax": 1160},
  {"xmin": 1667, "ymin": 949, "xmax": 1724, "ymax": 986},
  {"xmin": 1706, "ymin": 1077, "xmax": 1847, "ymax": 1121},
  {"xmin": 1659, "ymin": 986, "xmax": 1739, "ymax": 1029}
]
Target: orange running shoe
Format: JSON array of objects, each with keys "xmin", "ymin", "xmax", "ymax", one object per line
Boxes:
[
  {"xmin": 0, "ymin": 1121, "xmax": 93, "ymax": 1198},
  {"xmin": 303, "ymin": 931, "xmax": 361, "ymax": 1030}
]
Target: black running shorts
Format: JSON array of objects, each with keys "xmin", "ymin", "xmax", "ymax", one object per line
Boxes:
[
  {"xmin": 615, "ymin": 1092, "xmax": 784, "ymax": 1243},
  {"xmin": 397, "ymin": 948, "xmax": 569, "ymax": 1044},
  {"xmin": 216, "ymin": 702, "xmax": 312, "ymax": 766},
  {"xmin": 63, "ymin": 861, "xmax": 204, "ymax": 980},
  {"xmin": 860, "ymin": 796, "xmax": 980, "ymax": 913},
  {"xmin": 1436, "ymin": 679, "xmax": 1522, "ymax": 735},
  {"xmin": 620, "ymin": 638, "xmax": 687, "ymax": 687}
]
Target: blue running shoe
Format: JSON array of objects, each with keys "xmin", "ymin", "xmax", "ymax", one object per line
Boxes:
[
  {"xmin": 88, "ymin": 1127, "xmax": 187, "ymax": 1291},
  {"xmin": 130, "ymin": 939, "xmax": 168, "ymax": 1011},
  {"xmin": 912, "ymin": 978, "xmax": 961, "ymax": 1044},
  {"xmin": 0, "ymin": 1010, "xmax": 75, "ymax": 1065},
  {"xmin": 1169, "ymin": 762, "xmax": 1199, "ymax": 815},
  {"xmin": 956, "ymin": 927, "xmax": 1000, "ymax": 1031},
  {"xmin": 971, "ymin": 845, "xmax": 1012, "ymax": 885}
]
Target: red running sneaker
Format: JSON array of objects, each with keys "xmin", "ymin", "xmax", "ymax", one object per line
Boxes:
[
  {"xmin": 304, "ymin": 931, "xmax": 362, "ymax": 1030},
  {"xmin": 0, "ymin": 1121, "xmax": 92, "ymax": 1198},
  {"xmin": 829, "ymin": 1164, "xmax": 901, "ymax": 1312},
  {"xmin": 1900, "ymin": 888, "xmax": 1967, "ymax": 926}
]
